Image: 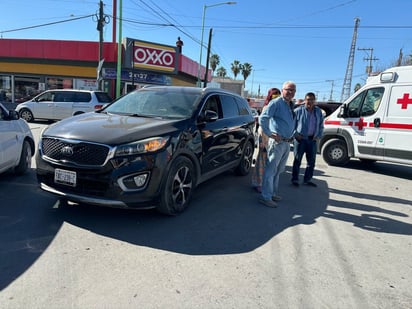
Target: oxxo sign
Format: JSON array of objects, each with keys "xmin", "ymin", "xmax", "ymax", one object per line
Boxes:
[{"xmin": 133, "ymin": 41, "xmax": 176, "ymax": 73}]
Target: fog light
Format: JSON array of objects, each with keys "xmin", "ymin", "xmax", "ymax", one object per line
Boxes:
[
  {"xmin": 133, "ymin": 174, "xmax": 147, "ymax": 187},
  {"xmin": 118, "ymin": 173, "xmax": 149, "ymax": 191}
]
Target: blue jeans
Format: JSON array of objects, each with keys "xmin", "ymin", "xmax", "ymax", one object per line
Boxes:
[
  {"xmin": 292, "ymin": 138, "xmax": 317, "ymax": 183},
  {"xmin": 261, "ymin": 140, "xmax": 290, "ymax": 200}
]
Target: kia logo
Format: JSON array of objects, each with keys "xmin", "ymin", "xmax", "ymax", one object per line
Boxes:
[{"xmin": 61, "ymin": 146, "xmax": 74, "ymax": 157}]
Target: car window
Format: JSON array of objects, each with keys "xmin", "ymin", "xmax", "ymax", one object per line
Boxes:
[
  {"xmin": 203, "ymin": 95, "xmax": 221, "ymax": 118},
  {"xmin": 74, "ymin": 92, "xmax": 92, "ymax": 102},
  {"xmin": 235, "ymin": 97, "xmax": 251, "ymax": 115},
  {"xmin": 37, "ymin": 91, "xmax": 54, "ymax": 102},
  {"xmin": 54, "ymin": 92, "xmax": 75, "ymax": 102},
  {"xmin": 104, "ymin": 89, "xmax": 199, "ymax": 119},
  {"xmin": 95, "ymin": 92, "xmax": 113, "ymax": 103},
  {"xmin": 361, "ymin": 87, "xmax": 384, "ymax": 116},
  {"xmin": 219, "ymin": 94, "xmax": 239, "ymax": 118}
]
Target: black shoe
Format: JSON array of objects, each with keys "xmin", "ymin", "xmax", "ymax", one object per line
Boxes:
[
  {"xmin": 292, "ymin": 180, "xmax": 299, "ymax": 187},
  {"xmin": 304, "ymin": 181, "xmax": 317, "ymax": 187}
]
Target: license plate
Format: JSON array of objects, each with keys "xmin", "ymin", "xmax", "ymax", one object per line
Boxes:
[{"xmin": 54, "ymin": 168, "xmax": 77, "ymax": 187}]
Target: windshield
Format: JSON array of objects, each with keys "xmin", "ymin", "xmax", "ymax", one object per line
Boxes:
[{"xmin": 104, "ymin": 88, "xmax": 201, "ymax": 119}]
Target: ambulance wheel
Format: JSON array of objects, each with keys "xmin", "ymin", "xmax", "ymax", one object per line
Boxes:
[{"xmin": 322, "ymin": 138, "xmax": 350, "ymax": 166}]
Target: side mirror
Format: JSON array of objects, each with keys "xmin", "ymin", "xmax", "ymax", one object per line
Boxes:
[
  {"xmin": 338, "ymin": 104, "xmax": 348, "ymax": 118},
  {"xmin": 199, "ymin": 109, "xmax": 218, "ymax": 123}
]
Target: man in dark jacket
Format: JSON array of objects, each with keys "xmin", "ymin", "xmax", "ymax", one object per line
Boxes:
[{"xmin": 291, "ymin": 92, "xmax": 324, "ymax": 187}]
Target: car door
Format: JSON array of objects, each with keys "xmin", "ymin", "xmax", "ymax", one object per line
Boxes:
[
  {"xmin": 199, "ymin": 94, "xmax": 232, "ymax": 173},
  {"xmin": 53, "ymin": 91, "xmax": 75, "ymax": 119},
  {"xmin": 33, "ymin": 91, "xmax": 55, "ymax": 120},
  {"xmin": 0, "ymin": 106, "xmax": 19, "ymax": 172},
  {"xmin": 344, "ymin": 86, "xmax": 385, "ymax": 160}
]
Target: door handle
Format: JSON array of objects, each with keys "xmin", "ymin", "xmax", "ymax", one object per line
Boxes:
[{"xmin": 373, "ymin": 118, "xmax": 381, "ymax": 128}]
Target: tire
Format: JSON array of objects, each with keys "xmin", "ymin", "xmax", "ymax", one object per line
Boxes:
[
  {"xmin": 322, "ymin": 138, "xmax": 350, "ymax": 166},
  {"xmin": 157, "ymin": 157, "xmax": 195, "ymax": 216},
  {"xmin": 19, "ymin": 108, "xmax": 34, "ymax": 122},
  {"xmin": 235, "ymin": 140, "xmax": 253, "ymax": 176},
  {"xmin": 15, "ymin": 140, "xmax": 32, "ymax": 175}
]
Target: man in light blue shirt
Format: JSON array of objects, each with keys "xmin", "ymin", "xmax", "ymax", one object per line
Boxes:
[{"xmin": 258, "ymin": 81, "xmax": 297, "ymax": 208}]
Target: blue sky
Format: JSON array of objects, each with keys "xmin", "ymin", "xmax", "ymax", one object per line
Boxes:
[{"xmin": 2, "ymin": 0, "xmax": 412, "ymax": 101}]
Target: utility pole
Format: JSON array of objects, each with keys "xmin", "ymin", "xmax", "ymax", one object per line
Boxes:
[
  {"xmin": 397, "ymin": 48, "xmax": 403, "ymax": 66},
  {"xmin": 326, "ymin": 80, "xmax": 335, "ymax": 101},
  {"xmin": 341, "ymin": 17, "xmax": 360, "ymax": 102},
  {"xmin": 203, "ymin": 28, "xmax": 213, "ymax": 87},
  {"xmin": 358, "ymin": 47, "xmax": 379, "ymax": 75},
  {"xmin": 96, "ymin": 1, "xmax": 110, "ymax": 90}
]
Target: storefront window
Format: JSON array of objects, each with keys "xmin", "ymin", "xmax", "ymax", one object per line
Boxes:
[
  {"xmin": 14, "ymin": 75, "xmax": 41, "ymax": 103},
  {"xmin": 0, "ymin": 75, "xmax": 12, "ymax": 102},
  {"xmin": 47, "ymin": 77, "xmax": 73, "ymax": 89}
]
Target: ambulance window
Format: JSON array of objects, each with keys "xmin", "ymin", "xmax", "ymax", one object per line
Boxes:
[
  {"xmin": 361, "ymin": 87, "xmax": 384, "ymax": 116},
  {"xmin": 347, "ymin": 93, "xmax": 364, "ymax": 117}
]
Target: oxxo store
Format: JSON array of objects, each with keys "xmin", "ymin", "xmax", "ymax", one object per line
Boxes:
[
  {"xmin": 0, "ymin": 37, "xmax": 208, "ymax": 104},
  {"xmin": 112, "ymin": 37, "xmax": 208, "ymax": 93}
]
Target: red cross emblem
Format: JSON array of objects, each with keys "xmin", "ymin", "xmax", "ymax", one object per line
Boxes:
[
  {"xmin": 354, "ymin": 117, "xmax": 365, "ymax": 130},
  {"xmin": 397, "ymin": 93, "xmax": 412, "ymax": 109}
]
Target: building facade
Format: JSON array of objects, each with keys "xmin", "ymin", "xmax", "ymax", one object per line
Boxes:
[{"xmin": 0, "ymin": 37, "xmax": 210, "ymax": 105}]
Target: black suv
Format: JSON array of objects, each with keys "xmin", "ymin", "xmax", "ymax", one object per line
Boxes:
[{"xmin": 36, "ymin": 86, "xmax": 255, "ymax": 215}]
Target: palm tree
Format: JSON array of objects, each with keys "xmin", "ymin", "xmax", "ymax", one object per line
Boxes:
[
  {"xmin": 231, "ymin": 60, "xmax": 241, "ymax": 79},
  {"xmin": 216, "ymin": 66, "xmax": 227, "ymax": 78},
  {"xmin": 241, "ymin": 63, "xmax": 252, "ymax": 81},
  {"xmin": 210, "ymin": 54, "xmax": 220, "ymax": 76}
]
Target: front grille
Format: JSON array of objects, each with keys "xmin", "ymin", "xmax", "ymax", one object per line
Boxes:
[{"xmin": 41, "ymin": 138, "xmax": 111, "ymax": 166}]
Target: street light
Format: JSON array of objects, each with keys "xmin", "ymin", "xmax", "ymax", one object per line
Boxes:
[{"xmin": 197, "ymin": 1, "xmax": 236, "ymax": 87}]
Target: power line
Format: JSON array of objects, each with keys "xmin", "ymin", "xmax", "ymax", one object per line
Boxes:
[{"xmin": 0, "ymin": 14, "xmax": 94, "ymax": 35}]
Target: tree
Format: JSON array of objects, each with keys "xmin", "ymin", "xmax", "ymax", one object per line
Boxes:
[
  {"xmin": 216, "ymin": 66, "xmax": 227, "ymax": 78},
  {"xmin": 231, "ymin": 60, "xmax": 241, "ymax": 79},
  {"xmin": 210, "ymin": 54, "xmax": 220, "ymax": 76},
  {"xmin": 241, "ymin": 62, "xmax": 252, "ymax": 81}
]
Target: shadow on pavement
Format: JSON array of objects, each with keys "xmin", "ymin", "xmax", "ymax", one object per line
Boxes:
[{"xmin": 1, "ymin": 160, "xmax": 411, "ymax": 290}]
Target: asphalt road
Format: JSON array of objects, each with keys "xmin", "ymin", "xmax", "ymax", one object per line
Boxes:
[{"xmin": 0, "ymin": 121, "xmax": 411, "ymax": 308}]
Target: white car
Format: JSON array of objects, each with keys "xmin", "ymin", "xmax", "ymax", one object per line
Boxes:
[
  {"xmin": 0, "ymin": 103, "xmax": 35, "ymax": 175},
  {"xmin": 15, "ymin": 89, "xmax": 113, "ymax": 122}
]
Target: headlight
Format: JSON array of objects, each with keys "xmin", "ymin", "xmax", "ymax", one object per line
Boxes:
[{"xmin": 114, "ymin": 137, "xmax": 169, "ymax": 156}]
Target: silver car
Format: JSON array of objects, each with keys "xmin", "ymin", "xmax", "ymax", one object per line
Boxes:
[
  {"xmin": 0, "ymin": 103, "xmax": 35, "ymax": 175},
  {"xmin": 15, "ymin": 89, "xmax": 112, "ymax": 122}
]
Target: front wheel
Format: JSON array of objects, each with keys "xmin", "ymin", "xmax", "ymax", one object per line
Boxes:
[
  {"xmin": 15, "ymin": 140, "xmax": 32, "ymax": 175},
  {"xmin": 322, "ymin": 138, "xmax": 350, "ymax": 166},
  {"xmin": 19, "ymin": 108, "xmax": 34, "ymax": 122},
  {"xmin": 157, "ymin": 157, "xmax": 195, "ymax": 216}
]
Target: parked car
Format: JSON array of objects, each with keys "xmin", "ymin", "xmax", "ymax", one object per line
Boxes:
[
  {"xmin": 316, "ymin": 101, "xmax": 342, "ymax": 117},
  {"xmin": 36, "ymin": 86, "xmax": 255, "ymax": 215},
  {"xmin": 15, "ymin": 89, "xmax": 113, "ymax": 122},
  {"xmin": 294, "ymin": 101, "xmax": 342, "ymax": 118},
  {"xmin": 0, "ymin": 103, "xmax": 35, "ymax": 175}
]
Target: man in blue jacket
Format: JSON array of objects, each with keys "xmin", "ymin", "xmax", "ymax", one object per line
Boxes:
[{"xmin": 291, "ymin": 92, "xmax": 324, "ymax": 187}]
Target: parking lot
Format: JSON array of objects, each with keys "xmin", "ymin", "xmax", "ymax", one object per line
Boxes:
[{"xmin": 0, "ymin": 121, "xmax": 411, "ymax": 308}]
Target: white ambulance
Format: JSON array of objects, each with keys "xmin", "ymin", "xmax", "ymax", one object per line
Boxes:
[{"xmin": 319, "ymin": 65, "xmax": 412, "ymax": 166}]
